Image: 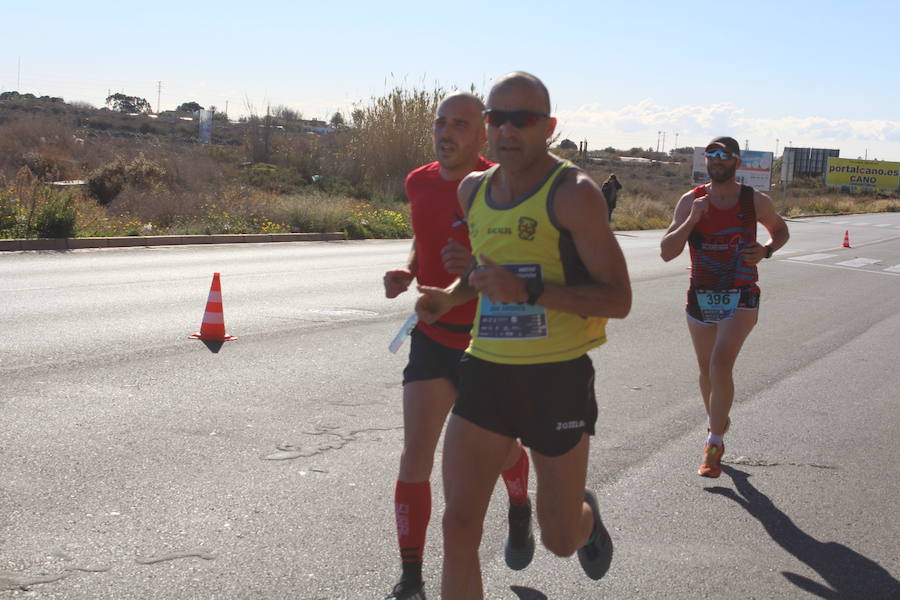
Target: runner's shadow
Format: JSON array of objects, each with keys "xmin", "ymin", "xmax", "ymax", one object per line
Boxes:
[
  {"xmin": 509, "ymin": 585, "xmax": 547, "ymax": 600},
  {"xmin": 705, "ymin": 465, "xmax": 899, "ymax": 599}
]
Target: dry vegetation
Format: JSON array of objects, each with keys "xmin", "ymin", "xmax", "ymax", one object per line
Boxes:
[{"xmin": 0, "ymin": 90, "xmax": 896, "ymax": 240}]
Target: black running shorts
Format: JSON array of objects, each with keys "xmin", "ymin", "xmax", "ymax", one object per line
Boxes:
[
  {"xmin": 453, "ymin": 353, "xmax": 598, "ymax": 457},
  {"xmin": 402, "ymin": 328, "xmax": 466, "ymax": 386}
]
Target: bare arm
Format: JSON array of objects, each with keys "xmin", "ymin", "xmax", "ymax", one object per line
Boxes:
[
  {"xmin": 469, "ymin": 170, "xmax": 631, "ymax": 318},
  {"xmin": 660, "ymin": 190, "xmax": 707, "ymax": 262},
  {"xmin": 741, "ymin": 192, "xmax": 790, "ymax": 265},
  {"xmin": 441, "ymin": 174, "xmax": 480, "ymax": 275}
]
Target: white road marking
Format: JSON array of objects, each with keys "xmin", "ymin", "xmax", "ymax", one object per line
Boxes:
[
  {"xmin": 781, "ymin": 260, "xmax": 900, "ymax": 277},
  {"xmin": 886, "ymin": 265, "xmax": 900, "ymax": 273},
  {"xmin": 835, "ymin": 258, "xmax": 882, "ymax": 268},
  {"xmin": 788, "ymin": 253, "xmax": 837, "ymax": 262},
  {"xmin": 874, "ymin": 223, "xmax": 893, "ymax": 228},
  {"xmin": 853, "ymin": 222, "xmax": 871, "ymax": 226}
]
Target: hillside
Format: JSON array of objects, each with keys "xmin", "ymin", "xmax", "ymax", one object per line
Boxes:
[{"xmin": 1, "ymin": 91, "xmax": 895, "ymax": 240}]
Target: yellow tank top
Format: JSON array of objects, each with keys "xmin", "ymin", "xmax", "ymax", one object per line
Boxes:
[{"xmin": 466, "ymin": 160, "xmax": 607, "ymax": 364}]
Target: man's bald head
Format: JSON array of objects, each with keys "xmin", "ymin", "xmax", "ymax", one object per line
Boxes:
[
  {"xmin": 438, "ymin": 91, "xmax": 485, "ymax": 115},
  {"xmin": 488, "ymin": 72, "xmax": 551, "ymax": 114}
]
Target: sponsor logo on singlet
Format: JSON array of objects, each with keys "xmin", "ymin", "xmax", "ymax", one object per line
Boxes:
[
  {"xmin": 556, "ymin": 420, "xmax": 586, "ymax": 431},
  {"xmin": 701, "ymin": 233, "xmax": 746, "ymax": 252},
  {"xmin": 518, "ymin": 216, "xmax": 538, "ymax": 240}
]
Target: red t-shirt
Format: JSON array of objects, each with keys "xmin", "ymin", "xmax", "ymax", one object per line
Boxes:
[{"xmin": 406, "ymin": 157, "xmax": 493, "ymax": 349}]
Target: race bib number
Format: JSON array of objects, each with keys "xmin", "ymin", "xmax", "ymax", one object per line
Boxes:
[
  {"xmin": 477, "ymin": 263, "xmax": 547, "ymax": 340},
  {"xmin": 695, "ymin": 289, "xmax": 740, "ymax": 323}
]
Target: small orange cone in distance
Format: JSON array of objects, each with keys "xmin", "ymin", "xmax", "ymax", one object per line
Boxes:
[
  {"xmin": 843, "ymin": 230, "xmax": 851, "ymax": 248},
  {"xmin": 189, "ymin": 272, "xmax": 236, "ymax": 342}
]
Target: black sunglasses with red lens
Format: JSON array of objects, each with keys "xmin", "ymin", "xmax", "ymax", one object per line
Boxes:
[{"xmin": 482, "ymin": 109, "xmax": 550, "ymax": 128}]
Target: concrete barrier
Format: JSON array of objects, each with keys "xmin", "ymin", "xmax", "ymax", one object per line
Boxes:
[{"xmin": 1, "ymin": 232, "xmax": 349, "ymax": 252}]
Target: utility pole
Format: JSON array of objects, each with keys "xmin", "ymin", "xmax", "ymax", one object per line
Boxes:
[
  {"xmin": 157, "ymin": 81, "xmax": 162, "ymax": 114},
  {"xmin": 224, "ymin": 100, "xmax": 229, "ymax": 118},
  {"xmin": 775, "ymin": 138, "xmax": 779, "ymax": 157},
  {"xmin": 656, "ymin": 131, "xmax": 661, "ymax": 153},
  {"xmin": 661, "ymin": 131, "xmax": 666, "ymax": 153},
  {"xmin": 745, "ymin": 139, "xmax": 749, "ymax": 151},
  {"xmin": 674, "ymin": 132, "xmax": 679, "ymax": 149}
]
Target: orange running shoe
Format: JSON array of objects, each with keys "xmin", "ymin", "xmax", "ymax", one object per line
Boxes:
[{"xmin": 698, "ymin": 443, "xmax": 724, "ymax": 478}]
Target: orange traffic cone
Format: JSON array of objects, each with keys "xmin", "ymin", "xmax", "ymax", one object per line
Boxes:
[
  {"xmin": 189, "ymin": 272, "xmax": 236, "ymax": 342},
  {"xmin": 842, "ymin": 230, "xmax": 851, "ymax": 248}
]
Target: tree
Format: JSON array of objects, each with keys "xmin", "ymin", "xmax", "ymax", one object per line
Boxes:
[
  {"xmin": 558, "ymin": 138, "xmax": 578, "ymax": 151},
  {"xmin": 330, "ymin": 112, "xmax": 345, "ymax": 127},
  {"xmin": 176, "ymin": 101, "xmax": 203, "ymax": 113},
  {"xmin": 272, "ymin": 105, "xmax": 301, "ymax": 122},
  {"xmin": 106, "ymin": 93, "xmax": 151, "ymax": 114}
]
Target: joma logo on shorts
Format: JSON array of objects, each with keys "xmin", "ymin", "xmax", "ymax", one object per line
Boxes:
[{"xmin": 556, "ymin": 420, "xmax": 585, "ymax": 431}]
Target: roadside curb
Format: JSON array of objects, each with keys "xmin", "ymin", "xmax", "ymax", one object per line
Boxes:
[{"xmin": 0, "ymin": 232, "xmax": 346, "ymax": 252}]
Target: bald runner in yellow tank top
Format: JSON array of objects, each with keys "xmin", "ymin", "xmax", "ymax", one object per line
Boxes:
[{"xmin": 466, "ymin": 160, "xmax": 607, "ymax": 364}]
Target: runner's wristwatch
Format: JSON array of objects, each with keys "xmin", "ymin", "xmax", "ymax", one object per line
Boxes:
[
  {"xmin": 764, "ymin": 244, "xmax": 774, "ymax": 259},
  {"xmin": 525, "ymin": 278, "xmax": 544, "ymax": 305}
]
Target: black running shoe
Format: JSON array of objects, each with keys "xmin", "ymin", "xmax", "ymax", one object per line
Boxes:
[
  {"xmin": 577, "ymin": 490, "xmax": 613, "ymax": 580},
  {"xmin": 504, "ymin": 497, "xmax": 535, "ymax": 571},
  {"xmin": 384, "ymin": 577, "xmax": 426, "ymax": 600}
]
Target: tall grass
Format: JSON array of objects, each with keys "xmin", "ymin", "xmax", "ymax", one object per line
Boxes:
[{"xmin": 336, "ymin": 86, "xmax": 444, "ymax": 202}]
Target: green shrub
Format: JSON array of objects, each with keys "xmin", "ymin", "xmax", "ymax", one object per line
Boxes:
[
  {"xmin": 31, "ymin": 190, "xmax": 76, "ymax": 238},
  {"xmin": 344, "ymin": 207, "xmax": 410, "ymax": 239},
  {"xmin": 85, "ymin": 155, "xmax": 169, "ymax": 206},
  {"xmin": 0, "ymin": 187, "xmax": 19, "ymax": 235},
  {"xmin": 240, "ymin": 163, "xmax": 307, "ymax": 193},
  {"xmin": 87, "ymin": 160, "xmax": 126, "ymax": 205}
]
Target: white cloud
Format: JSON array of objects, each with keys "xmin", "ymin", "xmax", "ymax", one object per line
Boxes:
[{"xmin": 556, "ymin": 100, "xmax": 900, "ymax": 159}]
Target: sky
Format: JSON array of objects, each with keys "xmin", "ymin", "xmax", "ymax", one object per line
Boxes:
[{"xmin": 2, "ymin": 0, "xmax": 899, "ymax": 161}]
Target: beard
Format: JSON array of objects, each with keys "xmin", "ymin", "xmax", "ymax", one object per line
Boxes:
[{"xmin": 708, "ymin": 162, "xmax": 737, "ymax": 183}]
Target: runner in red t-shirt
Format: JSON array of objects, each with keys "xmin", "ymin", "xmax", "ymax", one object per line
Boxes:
[
  {"xmin": 661, "ymin": 136, "xmax": 789, "ymax": 479},
  {"xmin": 381, "ymin": 92, "xmax": 532, "ymax": 600}
]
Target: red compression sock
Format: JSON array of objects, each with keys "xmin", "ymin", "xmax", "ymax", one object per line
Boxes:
[
  {"xmin": 501, "ymin": 444, "xmax": 530, "ymax": 506},
  {"xmin": 394, "ymin": 479, "xmax": 431, "ymax": 577}
]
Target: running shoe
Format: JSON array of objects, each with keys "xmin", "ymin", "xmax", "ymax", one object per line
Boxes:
[
  {"xmin": 577, "ymin": 490, "xmax": 613, "ymax": 580},
  {"xmin": 384, "ymin": 577, "xmax": 426, "ymax": 600},
  {"xmin": 504, "ymin": 497, "xmax": 535, "ymax": 571},
  {"xmin": 698, "ymin": 442, "xmax": 724, "ymax": 478}
]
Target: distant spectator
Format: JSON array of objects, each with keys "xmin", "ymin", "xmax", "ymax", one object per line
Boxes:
[{"xmin": 601, "ymin": 174, "xmax": 622, "ymax": 221}]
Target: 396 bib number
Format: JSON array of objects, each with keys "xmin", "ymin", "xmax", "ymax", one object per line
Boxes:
[{"xmin": 695, "ymin": 289, "xmax": 740, "ymax": 323}]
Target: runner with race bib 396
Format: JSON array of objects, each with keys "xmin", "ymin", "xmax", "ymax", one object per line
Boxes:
[{"xmin": 660, "ymin": 136, "xmax": 789, "ymax": 478}]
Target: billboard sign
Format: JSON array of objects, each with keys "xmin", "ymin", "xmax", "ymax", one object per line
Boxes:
[
  {"xmin": 693, "ymin": 148, "xmax": 774, "ymax": 191},
  {"xmin": 825, "ymin": 157, "xmax": 900, "ymax": 189}
]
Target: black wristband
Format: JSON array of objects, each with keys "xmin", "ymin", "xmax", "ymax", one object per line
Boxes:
[{"xmin": 764, "ymin": 244, "xmax": 774, "ymax": 259}]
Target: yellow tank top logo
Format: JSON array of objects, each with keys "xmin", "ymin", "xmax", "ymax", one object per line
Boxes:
[{"xmin": 518, "ymin": 217, "xmax": 538, "ymax": 240}]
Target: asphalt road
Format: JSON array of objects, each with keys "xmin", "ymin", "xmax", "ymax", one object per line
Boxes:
[{"xmin": 1, "ymin": 213, "xmax": 898, "ymax": 599}]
